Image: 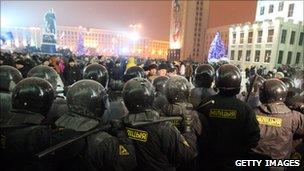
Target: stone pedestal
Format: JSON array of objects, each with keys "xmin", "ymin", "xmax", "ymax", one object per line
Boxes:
[{"xmin": 41, "ymin": 33, "xmax": 56, "ymax": 53}]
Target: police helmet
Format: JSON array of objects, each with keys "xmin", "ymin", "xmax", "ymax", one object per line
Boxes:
[
  {"xmin": 27, "ymin": 65, "xmax": 59, "ymax": 90},
  {"xmin": 280, "ymin": 77, "xmax": 296, "ymax": 97},
  {"xmin": 259, "ymin": 78, "xmax": 287, "ymax": 104},
  {"xmin": 67, "ymin": 79, "xmax": 107, "ymax": 117},
  {"xmin": 249, "ymin": 75, "xmax": 266, "ymax": 88},
  {"xmin": 279, "ymin": 77, "xmax": 295, "ymax": 92},
  {"xmin": 123, "ymin": 78, "xmax": 155, "ymax": 113},
  {"xmin": 122, "ymin": 66, "xmax": 146, "ymax": 82},
  {"xmin": 83, "ymin": 63, "xmax": 109, "ymax": 88},
  {"xmin": 0, "ymin": 65, "xmax": 23, "ymax": 92},
  {"xmin": 165, "ymin": 76, "xmax": 192, "ymax": 103},
  {"xmin": 215, "ymin": 64, "xmax": 241, "ymax": 95},
  {"xmin": 194, "ymin": 64, "xmax": 215, "ymax": 88},
  {"xmin": 152, "ymin": 76, "xmax": 169, "ymax": 94},
  {"xmin": 248, "ymin": 75, "xmax": 266, "ymax": 92},
  {"xmin": 12, "ymin": 77, "xmax": 54, "ymax": 115}
]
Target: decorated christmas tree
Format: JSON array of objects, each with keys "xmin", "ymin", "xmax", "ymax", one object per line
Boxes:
[
  {"xmin": 76, "ymin": 31, "xmax": 85, "ymax": 56},
  {"xmin": 208, "ymin": 31, "xmax": 228, "ymax": 63}
]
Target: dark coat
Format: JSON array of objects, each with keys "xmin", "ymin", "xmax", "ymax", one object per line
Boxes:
[
  {"xmin": 253, "ymin": 102, "xmax": 304, "ymax": 159},
  {"xmin": 197, "ymin": 93, "xmax": 260, "ymax": 170}
]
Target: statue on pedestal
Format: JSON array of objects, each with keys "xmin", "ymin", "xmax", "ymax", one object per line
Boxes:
[
  {"xmin": 41, "ymin": 9, "xmax": 57, "ymax": 54},
  {"xmin": 44, "ymin": 9, "xmax": 56, "ymax": 34}
]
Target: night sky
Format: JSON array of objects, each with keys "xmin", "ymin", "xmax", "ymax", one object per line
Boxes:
[
  {"xmin": 1, "ymin": 1, "xmax": 256, "ymax": 41},
  {"xmin": 1, "ymin": 1, "xmax": 172, "ymax": 40}
]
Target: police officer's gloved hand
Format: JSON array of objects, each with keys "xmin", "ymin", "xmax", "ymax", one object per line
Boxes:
[{"xmin": 182, "ymin": 113, "xmax": 194, "ymax": 133}]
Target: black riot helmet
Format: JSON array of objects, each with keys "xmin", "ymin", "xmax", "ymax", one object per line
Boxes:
[
  {"xmin": 165, "ymin": 76, "xmax": 192, "ymax": 103},
  {"xmin": 215, "ymin": 64, "xmax": 242, "ymax": 95},
  {"xmin": 12, "ymin": 77, "xmax": 55, "ymax": 115},
  {"xmin": 248, "ymin": 75, "xmax": 266, "ymax": 92},
  {"xmin": 27, "ymin": 65, "xmax": 58, "ymax": 90},
  {"xmin": 194, "ymin": 64, "xmax": 215, "ymax": 88},
  {"xmin": 152, "ymin": 76, "xmax": 169, "ymax": 94},
  {"xmin": 280, "ymin": 77, "xmax": 296, "ymax": 97},
  {"xmin": 67, "ymin": 79, "xmax": 107, "ymax": 117},
  {"xmin": 123, "ymin": 77, "xmax": 155, "ymax": 114},
  {"xmin": 250, "ymin": 75, "xmax": 266, "ymax": 88},
  {"xmin": 0, "ymin": 65, "xmax": 23, "ymax": 92},
  {"xmin": 259, "ymin": 78, "xmax": 287, "ymax": 104},
  {"xmin": 122, "ymin": 66, "xmax": 146, "ymax": 82},
  {"xmin": 83, "ymin": 64, "xmax": 109, "ymax": 88}
]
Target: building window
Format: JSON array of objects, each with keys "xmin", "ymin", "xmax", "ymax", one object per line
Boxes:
[
  {"xmin": 288, "ymin": 3, "xmax": 294, "ymax": 17},
  {"xmin": 257, "ymin": 30, "xmax": 263, "ymax": 43},
  {"xmin": 287, "ymin": 51, "xmax": 292, "ymax": 65},
  {"xmin": 237, "ymin": 50, "xmax": 243, "ymax": 61},
  {"xmin": 269, "ymin": 4, "xmax": 274, "ymax": 13},
  {"xmin": 254, "ymin": 50, "xmax": 260, "ymax": 62},
  {"xmin": 264, "ymin": 50, "xmax": 271, "ymax": 63},
  {"xmin": 232, "ymin": 33, "xmax": 236, "ymax": 44},
  {"xmin": 267, "ymin": 29, "xmax": 274, "ymax": 42},
  {"xmin": 290, "ymin": 31, "xmax": 295, "ymax": 45},
  {"xmin": 278, "ymin": 1, "xmax": 284, "ymax": 11},
  {"xmin": 230, "ymin": 50, "xmax": 235, "ymax": 60},
  {"xmin": 281, "ymin": 29, "xmax": 287, "ymax": 43},
  {"xmin": 278, "ymin": 51, "xmax": 283, "ymax": 64},
  {"xmin": 299, "ymin": 32, "xmax": 304, "ymax": 46},
  {"xmin": 296, "ymin": 52, "xmax": 301, "ymax": 64},
  {"xmin": 260, "ymin": 6, "xmax": 265, "ymax": 15},
  {"xmin": 248, "ymin": 31, "xmax": 253, "ymax": 43},
  {"xmin": 245, "ymin": 50, "xmax": 251, "ymax": 61},
  {"xmin": 240, "ymin": 32, "xmax": 244, "ymax": 44}
]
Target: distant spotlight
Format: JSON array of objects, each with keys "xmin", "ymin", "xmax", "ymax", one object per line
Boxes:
[
  {"xmin": 122, "ymin": 47, "xmax": 129, "ymax": 54},
  {"xmin": 128, "ymin": 32, "xmax": 140, "ymax": 42},
  {"xmin": 1, "ymin": 16, "xmax": 8, "ymax": 27}
]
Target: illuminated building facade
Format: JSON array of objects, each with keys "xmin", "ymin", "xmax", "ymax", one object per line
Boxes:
[
  {"xmin": 0, "ymin": 26, "xmax": 42, "ymax": 49},
  {"xmin": 56, "ymin": 26, "xmax": 169, "ymax": 59},
  {"xmin": 1, "ymin": 25, "xmax": 169, "ymax": 59},
  {"xmin": 228, "ymin": 18, "xmax": 303, "ymax": 70},
  {"xmin": 169, "ymin": 0, "xmax": 209, "ymax": 61},
  {"xmin": 228, "ymin": 0, "xmax": 304, "ymax": 70},
  {"xmin": 255, "ymin": 0, "xmax": 303, "ymax": 23}
]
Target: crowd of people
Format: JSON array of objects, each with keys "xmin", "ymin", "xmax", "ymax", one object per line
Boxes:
[{"xmin": 0, "ymin": 49, "xmax": 303, "ymax": 171}]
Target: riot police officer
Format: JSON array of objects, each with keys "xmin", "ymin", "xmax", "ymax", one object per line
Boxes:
[
  {"xmin": 81, "ymin": 63, "xmax": 129, "ymax": 122},
  {"xmin": 103, "ymin": 79, "xmax": 129, "ymax": 122},
  {"xmin": 280, "ymin": 77, "xmax": 304, "ymax": 113},
  {"xmin": 0, "ymin": 77, "xmax": 54, "ymax": 171},
  {"xmin": 0, "ymin": 65, "xmax": 23, "ymax": 122},
  {"xmin": 122, "ymin": 77, "xmax": 197, "ymax": 170},
  {"xmin": 52, "ymin": 79, "xmax": 136, "ymax": 171},
  {"xmin": 190, "ymin": 64, "xmax": 216, "ymax": 108},
  {"xmin": 162, "ymin": 76, "xmax": 201, "ymax": 136},
  {"xmin": 245, "ymin": 75, "xmax": 266, "ymax": 108},
  {"xmin": 197, "ymin": 64, "xmax": 260, "ymax": 170},
  {"xmin": 83, "ymin": 63, "xmax": 109, "ymax": 89},
  {"xmin": 253, "ymin": 79, "xmax": 304, "ymax": 160},
  {"xmin": 27, "ymin": 65, "xmax": 59, "ymax": 90},
  {"xmin": 152, "ymin": 76, "xmax": 169, "ymax": 113},
  {"xmin": 122, "ymin": 66, "xmax": 146, "ymax": 83},
  {"xmin": 27, "ymin": 65, "xmax": 67, "ymax": 126}
]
